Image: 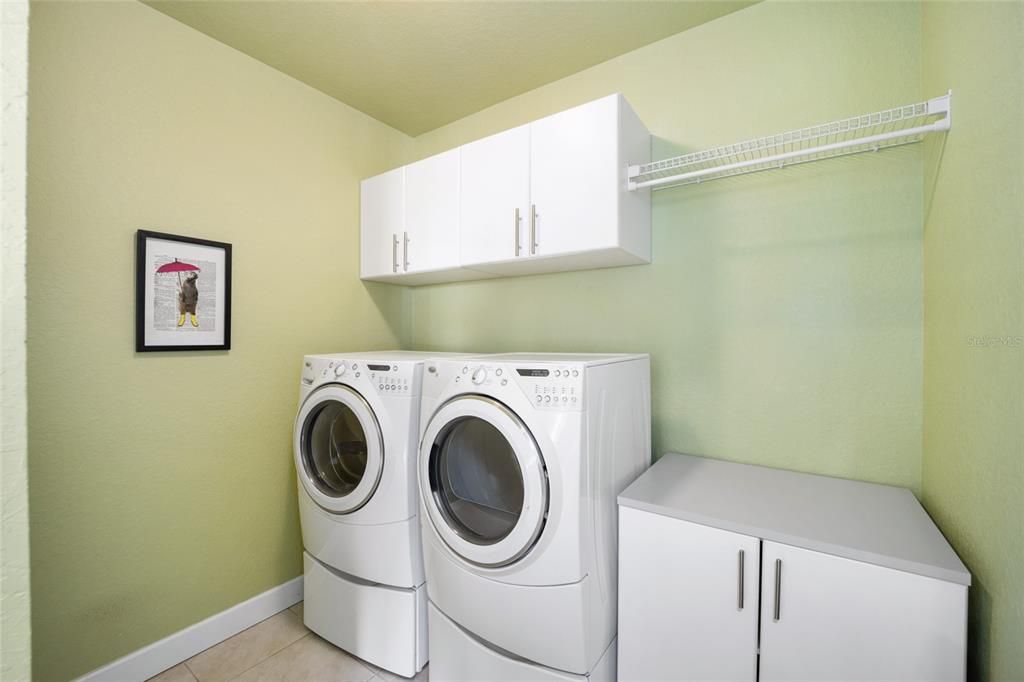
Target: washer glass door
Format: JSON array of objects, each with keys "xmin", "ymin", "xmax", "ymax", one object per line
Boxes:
[
  {"xmin": 295, "ymin": 385, "xmax": 383, "ymax": 514},
  {"xmin": 421, "ymin": 396, "xmax": 547, "ymax": 567}
]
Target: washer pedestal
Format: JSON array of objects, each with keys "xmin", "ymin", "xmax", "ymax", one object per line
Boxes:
[{"xmin": 303, "ymin": 552, "xmax": 428, "ymax": 678}]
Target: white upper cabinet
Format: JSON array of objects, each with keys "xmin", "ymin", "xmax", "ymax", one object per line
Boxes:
[
  {"xmin": 360, "ymin": 93, "xmax": 650, "ymax": 285},
  {"xmin": 404, "ymin": 149, "xmax": 461, "ymax": 275},
  {"xmin": 360, "ymin": 167, "xmax": 404, "ymax": 280},
  {"xmin": 459, "ymin": 125, "xmax": 531, "ymax": 267},
  {"xmin": 529, "ymin": 95, "xmax": 637, "ymax": 258}
]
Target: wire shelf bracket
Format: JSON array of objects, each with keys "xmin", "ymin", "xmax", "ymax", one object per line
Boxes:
[{"xmin": 627, "ymin": 91, "xmax": 952, "ymax": 192}]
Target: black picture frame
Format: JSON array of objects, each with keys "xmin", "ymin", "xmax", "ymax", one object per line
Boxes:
[{"xmin": 135, "ymin": 229, "xmax": 232, "ymax": 352}]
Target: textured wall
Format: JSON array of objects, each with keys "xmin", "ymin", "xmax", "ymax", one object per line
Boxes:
[
  {"xmin": 26, "ymin": 2, "xmax": 411, "ymax": 679},
  {"xmin": 409, "ymin": 1, "xmax": 925, "ymax": 490},
  {"xmin": 2, "ymin": 0, "xmax": 32, "ymax": 680},
  {"xmin": 920, "ymin": 3, "xmax": 1024, "ymax": 680}
]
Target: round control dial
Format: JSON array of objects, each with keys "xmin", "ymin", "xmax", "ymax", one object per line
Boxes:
[
  {"xmin": 471, "ymin": 367, "xmax": 488, "ymax": 385},
  {"xmin": 334, "ymin": 363, "xmax": 347, "ymax": 377}
]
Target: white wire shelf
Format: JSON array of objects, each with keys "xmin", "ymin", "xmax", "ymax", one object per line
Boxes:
[{"xmin": 627, "ymin": 91, "xmax": 952, "ymax": 191}]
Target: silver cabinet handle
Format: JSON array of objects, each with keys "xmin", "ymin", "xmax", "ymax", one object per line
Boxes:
[
  {"xmin": 392, "ymin": 234, "xmax": 398, "ymax": 273},
  {"xmin": 737, "ymin": 549, "xmax": 745, "ymax": 610},
  {"xmin": 529, "ymin": 204, "xmax": 538, "ymax": 255},
  {"xmin": 773, "ymin": 558, "xmax": 782, "ymax": 621},
  {"xmin": 403, "ymin": 231, "xmax": 409, "ymax": 271},
  {"xmin": 514, "ymin": 208, "xmax": 521, "ymax": 256}
]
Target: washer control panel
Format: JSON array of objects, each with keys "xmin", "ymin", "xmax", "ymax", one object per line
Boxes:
[
  {"xmin": 303, "ymin": 356, "xmax": 419, "ymax": 397},
  {"xmin": 453, "ymin": 362, "xmax": 584, "ymax": 411}
]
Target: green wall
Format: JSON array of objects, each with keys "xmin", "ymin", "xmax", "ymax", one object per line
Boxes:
[
  {"xmin": 920, "ymin": 3, "xmax": 1024, "ymax": 680},
  {"xmin": 26, "ymin": 2, "xmax": 410, "ymax": 679},
  {"xmin": 410, "ymin": 1, "xmax": 926, "ymax": 490}
]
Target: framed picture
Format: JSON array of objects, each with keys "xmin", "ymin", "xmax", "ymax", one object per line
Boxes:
[{"xmin": 135, "ymin": 230, "xmax": 232, "ymax": 352}]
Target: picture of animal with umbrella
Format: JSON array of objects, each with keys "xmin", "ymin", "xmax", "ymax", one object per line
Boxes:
[{"xmin": 156, "ymin": 259, "xmax": 201, "ymax": 327}]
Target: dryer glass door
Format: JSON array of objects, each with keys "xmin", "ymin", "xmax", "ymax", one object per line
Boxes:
[
  {"xmin": 421, "ymin": 396, "xmax": 548, "ymax": 567},
  {"xmin": 295, "ymin": 385, "xmax": 384, "ymax": 514},
  {"xmin": 434, "ymin": 416, "xmax": 524, "ymax": 544}
]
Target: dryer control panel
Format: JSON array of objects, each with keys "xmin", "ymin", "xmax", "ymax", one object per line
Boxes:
[
  {"xmin": 453, "ymin": 362, "xmax": 585, "ymax": 411},
  {"xmin": 366, "ymin": 362, "xmax": 417, "ymax": 396}
]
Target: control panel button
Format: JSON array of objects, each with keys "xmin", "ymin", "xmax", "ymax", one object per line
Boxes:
[
  {"xmin": 572, "ymin": 370, "xmax": 579, "ymax": 377},
  {"xmin": 544, "ymin": 395, "xmax": 551, "ymax": 403},
  {"xmin": 536, "ymin": 396, "xmax": 542, "ymax": 403}
]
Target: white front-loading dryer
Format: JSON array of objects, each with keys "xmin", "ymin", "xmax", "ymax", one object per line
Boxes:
[
  {"xmin": 417, "ymin": 353, "xmax": 651, "ymax": 678},
  {"xmin": 295, "ymin": 351, "xmax": 462, "ymax": 678}
]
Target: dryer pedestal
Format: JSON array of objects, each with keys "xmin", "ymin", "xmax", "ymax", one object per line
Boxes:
[
  {"xmin": 428, "ymin": 602, "xmax": 615, "ymax": 682},
  {"xmin": 303, "ymin": 552, "xmax": 428, "ymax": 678}
]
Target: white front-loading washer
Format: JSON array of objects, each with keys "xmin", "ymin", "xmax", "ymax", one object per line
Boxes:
[
  {"xmin": 417, "ymin": 353, "xmax": 651, "ymax": 680},
  {"xmin": 295, "ymin": 351, "xmax": 460, "ymax": 678}
]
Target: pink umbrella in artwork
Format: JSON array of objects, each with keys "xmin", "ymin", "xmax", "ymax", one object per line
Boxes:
[{"xmin": 156, "ymin": 258, "xmax": 200, "ymax": 290}]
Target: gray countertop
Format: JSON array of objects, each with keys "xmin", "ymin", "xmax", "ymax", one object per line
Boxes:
[{"xmin": 618, "ymin": 453, "xmax": 970, "ymax": 586}]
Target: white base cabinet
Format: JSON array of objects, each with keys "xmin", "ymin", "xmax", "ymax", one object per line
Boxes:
[
  {"xmin": 618, "ymin": 454, "xmax": 969, "ymax": 682},
  {"xmin": 618, "ymin": 508, "xmax": 758, "ymax": 682},
  {"xmin": 758, "ymin": 542, "xmax": 967, "ymax": 682}
]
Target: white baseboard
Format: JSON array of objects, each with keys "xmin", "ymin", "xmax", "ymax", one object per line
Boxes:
[{"xmin": 76, "ymin": 576, "xmax": 304, "ymax": 682}]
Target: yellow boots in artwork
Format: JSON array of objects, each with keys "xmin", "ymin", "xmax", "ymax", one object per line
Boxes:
[{"xmin": 177, "ymin": 313, "xmax": 199, "ymax": 327}]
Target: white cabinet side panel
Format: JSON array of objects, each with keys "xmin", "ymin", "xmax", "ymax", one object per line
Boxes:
[{"xmin": 616, "ymin": 96, "xmax": 651, "ymax": 261}]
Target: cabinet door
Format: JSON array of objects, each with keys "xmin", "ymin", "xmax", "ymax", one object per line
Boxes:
[
  {"xmin": 404, "ymin": 149, "xmax": 460, "ymax": 274},
  {"xmin": 759, "ymin": 542, "xmax": 967, "ymax": 682},
  {"xmin": 529, "ymin": 95, "xmax": 619, "ymax": 257},
  {"xmin": 360, "ymin": 167, "xmax": 404, "ymax": 279},
  {"xmin": 618, "ymin": 507, "xmax": 759, "ymax": 682},
  {"xmin": 459, "ymin": 125, "xmax": 530, "ymax": 266}
]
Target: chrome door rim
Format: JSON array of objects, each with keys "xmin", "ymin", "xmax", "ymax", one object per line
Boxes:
[
  {"xmin": 294, "ymin": 384, "xmax": 384, "ymax": 514},
  {"xmin": 419, "ymin": 395, "xmax": 548, "ymax": 568}
]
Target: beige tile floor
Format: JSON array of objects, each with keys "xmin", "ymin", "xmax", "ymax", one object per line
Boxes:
[{"xmin": 147, "ymin": 602, "xmax": 428, "ymax": 682}]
